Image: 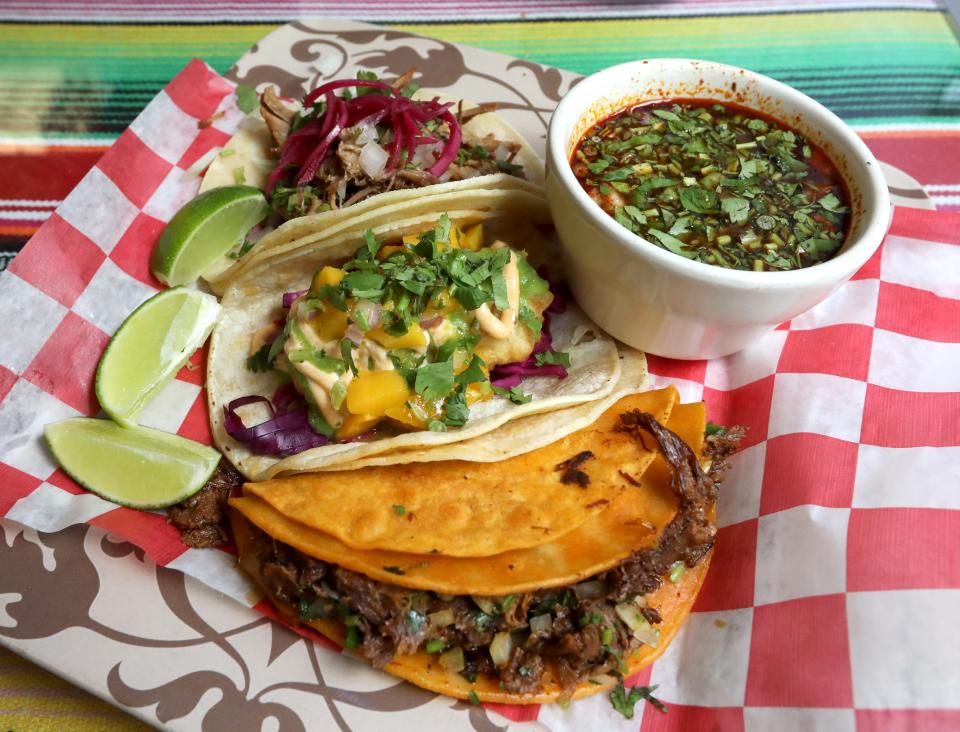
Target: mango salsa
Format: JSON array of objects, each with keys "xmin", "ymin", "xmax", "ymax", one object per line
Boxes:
[{"xmin": 346, "ymin": 370, "xmax": 410, "ymax": 416}]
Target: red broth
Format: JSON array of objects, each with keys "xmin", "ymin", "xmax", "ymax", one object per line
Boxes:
[{"xmin": 571, "ymin": 99, "xmax": 851, "ymax": 271}]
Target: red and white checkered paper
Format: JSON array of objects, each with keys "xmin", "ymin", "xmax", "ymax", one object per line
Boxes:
[{"xmin": 1, "ymin": 60, "xmax": 959, "ymax": 731}]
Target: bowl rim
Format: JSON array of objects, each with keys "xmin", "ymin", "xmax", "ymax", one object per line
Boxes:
[{"xmin": 547, "ymin": 57, "xmax": 891, "ymax": 292}]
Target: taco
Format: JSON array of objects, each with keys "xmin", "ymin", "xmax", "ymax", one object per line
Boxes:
[
  {"xmin": 199, "ymin": 71, "xmax": 543, "ymax": 286},
  {"xmin": 228, "ymin": 387, "xmax": 736, "ymax": 704},
  {"xmin": 207, "ymin": 188, "xmax": 632, "ymax": 480}
]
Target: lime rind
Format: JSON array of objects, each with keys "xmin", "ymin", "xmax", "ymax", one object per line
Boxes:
[
  {"xmin": 151, "ymin": 184, "xmax": 269, "ymax": 287},
  {"xmin": 43, "ymin": 418, "xmax": 221, "ymax": 509},
  {"xmin": 95, "ymin": 287, "xmax": 221, "ymax": 428}
]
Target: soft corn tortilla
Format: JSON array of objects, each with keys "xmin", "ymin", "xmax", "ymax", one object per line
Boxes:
[
  {"xmin": 329, "ymin": 346, "xmax": 648, "ymax": 470},
  {"xmin": 230, "ymin": 393, "xmax": 711, "ymax": 704},
  {"xmin": 200, "ymin": 91, "xmax": 545, "ymax": 289},
  {"xmin": 242, "ymin": 388, "xmax": 678, "ymax": 558},
  {"xmin": 208, "ymin": 193, "xmax": 624, "ymax": 480}
]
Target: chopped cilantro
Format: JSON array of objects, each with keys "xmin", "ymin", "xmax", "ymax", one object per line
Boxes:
[
  {"xmin": 534, "ymin": 350, "xmax": 570, "ymax": 368},
  {"xmin": 392, "ymin": 504, "xmax": 406, "ymax": 516},
  {"xmin": 500, "ymin": 594, "xmax": 516, "ymax": 612},
  {"xmin": 232, "ymin": 167, "xmax": 246, "ymax": 184},
  {"xmin": 442, "ymin": 389, "xmax": 470, "ymax": 427},
  {"xmin": 493, "ymin": 385, "xmax": 532, "ymax": 404},
  {"xmin": 245, "ymin": 343, "xmax": 272, "ymax": 372},
  {"xmin": 468, "ymin": 690, "xmax": 481, "ymax": 706},
  {"xmin": 415, "ymin": 360, "xmax": 455, "ymax": 401},
  {"xmin": 705, "ymin": 421, "xmax": 727, "ymax": 436},
  {"xmin": 609, "ymin": 682, "xmax": 667, "ymax": 719}
]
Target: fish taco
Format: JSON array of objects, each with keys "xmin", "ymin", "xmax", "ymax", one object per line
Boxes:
[{"xmin": 206, "ymin": 188, "xmax": 634, "ymax": 480}]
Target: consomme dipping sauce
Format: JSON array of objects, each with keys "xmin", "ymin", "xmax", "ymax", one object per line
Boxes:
[{"xmin": 571, "ymin": 100, "xmax": 850, "ymax": 271}]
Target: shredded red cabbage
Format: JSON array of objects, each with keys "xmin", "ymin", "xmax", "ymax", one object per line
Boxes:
[
  {"xmin": 282, "ymin": 290, "xmax": 306, "ymax": 308},
  {"xmin": 224, "ymin": 385, "xmax": 376, "ymax": 456},
  {"xmin": 224, "ymin": 392, "xmax": 331, "ymax": 456},
  {"xmin": 268, "ymin": 77, "xmax": 463, "ymax": 192},
  {"xmin": 490, "ymin": 311, "xmax": 567, "ymax": 388}
]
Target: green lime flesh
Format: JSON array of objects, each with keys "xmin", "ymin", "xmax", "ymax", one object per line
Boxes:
[
  {"xmin": 95, "ymin": 287, "xmax": 220, "ymax": 427},
  {"xmin": 151, "ymin": 184, "xmax": 269, "ymax": 286},
  {"xmin": 44, "ymin": 418, "xmax": 221, "ymax": 509}
]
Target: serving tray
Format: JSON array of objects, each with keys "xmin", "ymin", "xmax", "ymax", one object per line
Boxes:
[{"xmin": 0, "ymin": 18, "xmax": 934, "ymax": 732}]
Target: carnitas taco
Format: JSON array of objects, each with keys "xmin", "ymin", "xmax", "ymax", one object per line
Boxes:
[
  {"xmin": 228, "ymin": 386, "xmax": 742, "ymax": 705},
  {"xmin": 207, "ymin": 188, "xmax": 634, "ymax": 480},
  {"xmin": 199, "ymin": 70, "xmax": 544, "ymax": 286}
]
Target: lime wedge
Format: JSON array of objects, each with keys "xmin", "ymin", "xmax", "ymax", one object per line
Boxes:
[
  {"xmin": 96, "ymin": 287, "xmax": 220, "ymax": 427},
  {"xmin": 44, "ymin": 418, "xmax": 220, "ymax": 508},
  {"xmin": 151, "ymin": 184, "xmax": 268, "ymax": 286}
]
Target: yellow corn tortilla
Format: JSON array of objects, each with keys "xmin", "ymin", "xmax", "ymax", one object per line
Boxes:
[
  {"xmin": 242, "ymin": 387, "xmax": 678, "ymax": 558},
  {"xmin": 230, "ymin": 393, "xmax": 711, "ymax": 704}
]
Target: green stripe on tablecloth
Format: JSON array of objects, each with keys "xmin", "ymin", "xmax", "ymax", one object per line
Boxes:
[{"xmin": 0, "ymin": 9, "xmax": 957, "ymax": 141}]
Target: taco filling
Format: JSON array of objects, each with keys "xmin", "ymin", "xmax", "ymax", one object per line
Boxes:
[
  {"xmin": 265, "ymin": 72, "xmax": 527, "ymax": 219},
  {"xmin": 229, "ymin": 216, "xmax": 565, "ymax": 454},
  {"xmin": 230, "ymin": 404, "xmax": 743, "ymax": 699}
]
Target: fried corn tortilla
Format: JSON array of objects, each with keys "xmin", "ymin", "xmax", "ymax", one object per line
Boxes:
[
  {"xmin": 229, "ymin": 389, "xmax": 715, "ymax": 704},
  {"xmin": 208, "ymin": 192, "xmax": 625, "ymax": 480},
  {"xmin": 243, "ymin": 387, "xmax": 677, "ymax": 558}
]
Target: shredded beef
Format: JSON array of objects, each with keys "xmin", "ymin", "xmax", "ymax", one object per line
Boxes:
[
  {"xmin": 168, "ymin": 460, "xmax": 244, "ymax": 548},
  {"xmin": 241, "ymin": 411, "xmax": 742, "ymax": 695}
]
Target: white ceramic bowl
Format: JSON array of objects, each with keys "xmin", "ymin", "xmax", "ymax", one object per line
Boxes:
[{"xmin": 546, "ymin": 58, "xmax": 891, "ymax": 359}]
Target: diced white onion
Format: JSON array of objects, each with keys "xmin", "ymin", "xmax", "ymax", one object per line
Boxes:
[
  {"xmin": 489, "ymin": 631, "xmax": 514, "ymax": 667},
  {"xmin": 336, "ymin": 178, "xmax": 348, "ymax": 201},
  {"xmin": 360, "ymin": 140, "xmax": 389, "ymax": 179},
  {"xmin": 429, "ymin": 609, "xmax": 455, "ymax": 628},
  {"xmin": 344, "ymin": 324, "xmax": 364, "ymax": 343},
  {"xmin": 353, "ymin": 119, "xmax": 378, "ymax": 146},
  {"xmin": 632, "ymin": 594, "xmax": 647, "ymax": 608},
  {"xmin": 529, "ymin": 614, "xmax": 552, "ymax": 635},
  {"xmin": 439, "ymin": 646, "xmax": 465, "ymax": 673},
  {"xmin": 615, "ymin": 603, "xmax": 646, "ymax": 632},
  {"xmin": 471, "ymin": 595, "xmax": 498, "ymax": 616},
  {"xmin": 437, "ymin": 170, "xmax": 453, "ymax": 183},
  {"xmin": 573, "ymin": 580, "xmax": 607, "ymax": 599},
  {"xmin": 633, "ymin": 622, "xmax": 661, "ymax": 648},
  {"xmin": 352, "ymin": 299, "xmax": 381, "ymax": 330}
]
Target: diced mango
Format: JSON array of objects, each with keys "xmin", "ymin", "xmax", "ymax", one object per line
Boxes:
[
  {"xmin": 459, "ymin": 223, "xmax": 484, "ymax": 251},
  {"xmin": 401, "ymin": 234, "xmax": 420, "ymax": 247},
  {"xmin": 385, "ymin": 403, "xmax": 425, "ymax": 431},
  {"xmin": 311, "ymin": 266, "xmax": 345, "ymax": 292},
  {"xmin": 346, "ymin": 370, "xmax": 410, "ymax": 416},
  {"xmin": 304, "ymin": 305, "xmax": 348, "ymax": 342},
  {"xmin": 367, "ymin": 324, "xmax": 427, "ymax": 350},
  {"xmin": 377, "ymin": 244, "xmax": 407, "ymax": 260},
  {"xmin": 337, "ymin": 412, "xmax": 382, "ymax": 439},
  {"xmin": 466, "ymin": 381, "xmax": 491, "ymax": 405}
]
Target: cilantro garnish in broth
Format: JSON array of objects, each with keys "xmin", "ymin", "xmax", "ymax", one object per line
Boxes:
[{"xmin": 572, "ymin": 100, "xmax": 851, "ymax": 271}]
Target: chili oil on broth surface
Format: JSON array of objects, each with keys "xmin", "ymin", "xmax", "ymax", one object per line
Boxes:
[{"xmin": 571, "ymin": 99, "xmax": 851, "ymax": 272}]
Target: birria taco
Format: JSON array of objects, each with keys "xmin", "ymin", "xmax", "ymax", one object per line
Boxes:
[
  {"xmin": 206, "ymin": 186, "xmax": 636, "ymax": 480},
  {"xmin": 199, "ymin": 71, "xmax": 544, "ymax": 287},
  {"xmin": 228, "ymin": 386, "xmax": 741, "ymax": 704}
]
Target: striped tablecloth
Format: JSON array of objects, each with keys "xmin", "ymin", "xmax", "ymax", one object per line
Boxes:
[{"xmin": 0, "ymin": 2, "xmax": 957, "ymax": 730}]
